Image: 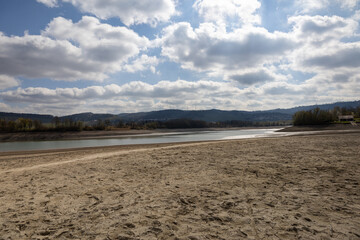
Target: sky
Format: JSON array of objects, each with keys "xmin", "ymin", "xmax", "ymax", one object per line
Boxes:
[{"xmin": 0, "ymin": 0, "xmax": 359, "ymax": 115}]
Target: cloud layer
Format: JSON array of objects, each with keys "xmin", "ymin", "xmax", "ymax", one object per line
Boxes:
[
  {"xmin": 37, "ymin": 0, "xmax": 177, "ymax": 26},
  {"xmin": 160, "ymin": 22, "xmax": 295, "ymax": 84},
  {"xmin": 1, "ymin": 80, "xmax": 243, "ymax": 114},
  {"xmin": 0, "ymin": 16, "xmax": 151, "ymax": 82},
  {"xmin": 0, "ymin": 75, "xmax": 19, "ymax": 90},
  {"xmin": 193, "ymin": 0, "xmax": 261, "ymax": 27},
  {"xmin": 1, "ymin": 1, "xmax": 360, "ymax": 114},
  {"xmin": 2, "ymin": 76, "xmax": 356, "ymax": 115}
]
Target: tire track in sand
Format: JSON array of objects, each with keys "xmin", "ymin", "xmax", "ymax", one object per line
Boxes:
[
  {"xmin": 0, "ymin": 141, "xmax": 226, "ymax": 174},
  {"xmin": 242, "ymin": 164, "xmax": 260, "ymax": 240}
]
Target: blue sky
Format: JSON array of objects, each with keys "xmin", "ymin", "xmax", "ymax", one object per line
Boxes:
[{"xmin": 0, "ymin": 0, "xmax": 359, "ymax": 115}]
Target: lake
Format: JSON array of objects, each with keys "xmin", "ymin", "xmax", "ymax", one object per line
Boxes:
[{"xmin": 0, "ymin": 128, "xmax": 288, "ymax": 152}]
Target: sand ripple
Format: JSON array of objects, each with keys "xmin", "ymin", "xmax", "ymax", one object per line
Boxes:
[{"xmin": 0, "ymin": 134, "xmax": 359, "ymax": 239}]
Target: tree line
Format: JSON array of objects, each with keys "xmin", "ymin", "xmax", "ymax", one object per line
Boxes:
[
  {"xmin": 0, "ymin": 117, "xmax": 85, "ymax": 132},
  {"xmin": 0, "ymin": 117, "xmax": 290, "ymax": 133},
  {"xmin": 292, "ymin": 106, "xmax": 360, "ymax": 126},
  {"xmin": 87, "ymin": 118, "xmax": 290, "ymax": 130},
  {"xmin": 3, "ymin": 106, "xmax": 359, "ymax": 132}
]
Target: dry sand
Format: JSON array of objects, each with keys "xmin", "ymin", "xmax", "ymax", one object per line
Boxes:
[{"xmin": 0, "ymin": 133, "xmax": 359, "ymax": 239}]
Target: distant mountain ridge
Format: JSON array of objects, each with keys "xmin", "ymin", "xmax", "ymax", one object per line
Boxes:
[
  {"xmin": 117, "ymin": 109, "xmax": 292, "ymax": 122},
  {"xmin": 269, "ymin": 100, "xmax": 360, "ymax": 115},
  {"xmin": 0, "ymin": 112, "xmax": 54, "ymax": 123},
  {"xmin": 1, "ymin": 100, "xmax": 359, "ymax": 123}
]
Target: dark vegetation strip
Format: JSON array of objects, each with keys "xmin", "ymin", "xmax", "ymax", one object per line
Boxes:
[
  {"xmin": 0, "ymin": 117, "xmax": 290, "ymax": 133},
  {"xmin": 1, "ymin": 106, "xmax": 359, "ymax": 133},
  {"xmin": 293, "ymin": 106, "xmax": 360, "ymax": 126}
]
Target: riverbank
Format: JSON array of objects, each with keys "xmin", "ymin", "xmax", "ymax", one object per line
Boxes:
[
  {"xmin": 278, "ymin": 123, "xmax": 360, "ymax": 132},
  {"xmin": 0, "ymin": 127, "xmax": 283, "ymax": 142},
  {"xmin": 0, "ymin": 129, "xmax": 156, "ymax": 142},
  {"xmin": 1, "ymin": 124, "xmax": 359, "ymax": 143},
  {"xmin": 0, "ymin": 133, "xmax": 359, "ymax": 239}
]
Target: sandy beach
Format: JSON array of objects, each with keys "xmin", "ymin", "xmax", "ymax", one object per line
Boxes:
[{"xmin": 0, "ymin": 133, "xmax": 359, "ymax": 239}]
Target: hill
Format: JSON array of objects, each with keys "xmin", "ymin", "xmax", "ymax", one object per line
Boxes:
[
  {"xmin": 59, "ymin": 112, "xmax": 116, "ymax": 123},
  {"xmin": 1, "ymin": 100, "xmax": 359, "ymax": 124},
  {"xmin": 269, "ymin": 100, "xmax": 360, "ymax": 115},
  {"xmin": 0, "ymin": 112, "xmax": 53, "ymax": 123},
  {"xmin": 117, "ymin": 109, "xmax": 292, "ymax": 122}
]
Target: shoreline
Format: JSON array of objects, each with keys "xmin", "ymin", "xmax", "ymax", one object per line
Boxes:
[
  {"xmin": 2, "ymin": 127, "xmax": 360, "ymax": 155},
  {"xmin": 278, "ymin": 123, "xmax": 359, "ymax": 132},
  {"xmin": 0, "ymin": 123, "xmax": 359, "ymax": 143},
  {"xmin": 0, "ymin": 128, "xmax": 359, "ymax": 156},
  {"xmin": 0, "ymin": 126, "xmax": 284, "ymax": 143},
  {"xmin": 0, "ymin": 133, "xmax": 359, "ymax": 239},
  {"xmin": 0, "ymin": 140, "xmax": 222, "ymax": 157}
]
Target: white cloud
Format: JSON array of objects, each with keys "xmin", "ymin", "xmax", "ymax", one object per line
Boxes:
[
  {"xmin": 4, "ymin": 0, "xmax": 360, "ymax": 115},
  {"xmin": 0, "ymin": 80, "xmax": 244, "ymax": 114},
  {"xmin": 193, "ymin": 0, "xmax": 261, "ymax": 27},
  {"xmin": 36, "ymin": 0, "xmax": 58, "ymax": 7},
  {"xmin": 38, "ymin": 0, "xmax": 177, "ymax": 26},
  {"xmin": 295, "ymin": 0, "xmax": 329, "ymax": 13},
  {"xmin": 123, "ymin": 55, "xmax": 159, "ymax": 73},
  {"xmin": 0, "ymin": 75, "xmax": 19, "ymax": 90},
  {"xmin": 296, "ymin": 0, "xmax": 360, "ymax": 12},
  {"xmin": 1, "ymin": 80, "xmax": 237, "ymax": 102},
  {"xmin": 301, "ymin": 43, "xmax": 360, "ymax": 70},
  {"xmin": 0, "ymin": 102, "xmax": 11, "ymax": 112},
  {"xmin": 289, "ymin": 15, "xmax": 358, "ymax": 43},
  {"xmin": 339, "ymin": 0, "xmax": 360, "ymax": 9},
  {"xmin": 44, "ymin": 16, "xmax": 149, "ymax": 63},
  {"xmin": 287, "ymin": 15, "xmax": 360, "ymax": 74},
  {"xmin": 262, "ymin": 81, "xmax": 316, "ymax": 96},
  {"xmin": 0, "ymin": 33, "xmax": 103, "ymax": 81},
  {"xmin": 282, "ymin": 14, "xmax": 360, "ymax": 99},
  {"xmin": 301, "ymin": 71, "xmax": 360, "ymax": 103},
  {"xmin": 160, "ymin": 22, "xmax": 295, "ymax": 84},
  {"xmin": 1, "ymin": 76, "xmax": 359, "ymax": 115},
  {"xmin": 0, "ymin": 17, "xmax": 149, "ymax": 81}
]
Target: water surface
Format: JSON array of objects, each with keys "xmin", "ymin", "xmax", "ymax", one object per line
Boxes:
[{"xmin": 0, "ymin": 128, "xmax": 285, "ymax": 152}]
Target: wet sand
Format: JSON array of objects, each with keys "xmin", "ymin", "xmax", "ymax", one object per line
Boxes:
[
  {"xmin": 0, "ymin": 133, "xmax": 359, "ymax": 239},
  {"xmin": 278, "ymin": 124, "xmax": 359, "ymax": 132},
  {"xmin": 0, "ymin": 127, "xmax": 281, "ymax": 142},
  {"xmin": 0, "ymin": 129, "xmax": 157, "ymax": 142}
]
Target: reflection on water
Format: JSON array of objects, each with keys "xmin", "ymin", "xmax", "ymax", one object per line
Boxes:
[{"xmin": 0, "ymin": 128, "xmax": 285, "ymax": 152}]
